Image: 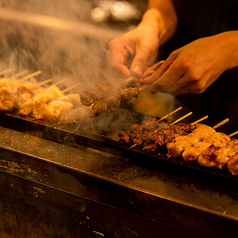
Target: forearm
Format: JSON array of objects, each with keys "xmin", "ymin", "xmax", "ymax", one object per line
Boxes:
[
  {"xmin": 139, "ymin": 0, "xmax": 178, "ymax": 45},
  {"xmin": 220, "ymin": 31, "xmax": 238, "ymax": 70}
]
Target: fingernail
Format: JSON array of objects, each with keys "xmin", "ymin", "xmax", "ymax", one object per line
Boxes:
[{"xmin": 133, "ymin": 65, "xmax": 143, "ymax": 76}]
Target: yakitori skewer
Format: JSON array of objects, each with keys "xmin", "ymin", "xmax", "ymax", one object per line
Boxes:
[
  {"xmin": 37, "ymin": 79, "xmax": 52, "ymax": 86},
  {"xmin": 229, "ymin": 131, "xmax": 238, "ymax": 138},
  {"xmin": 53, "ymin": 79, "xmax": 66, "ymax": 86},
  {"xmin": 157, "ymin": 107, "xmax": 182, "ymax": 123},
  {"xmin": 170, "ymin": 112, "xmax": 193, "ymax": 125},
  {"xmin": 62, "ymin": 82, "xmax": 82, "ymax": 93},
  {"xmin": 0, "ymin": 68, "xmax": 12, "ymax": 76},
  {"xmin": 213, "ymin": 118, "xmax": 229, "ymax": 129},
  {"xmin": 19, "ymin": 70, "xmax": 42, "ymax": 82},
  {"xmin": 190, "ymin": 115, "xmax": 209, "ymax": 125},
  {"xmin": 10, "ymin": 70, "xmax": 29, "ymax": 79}
]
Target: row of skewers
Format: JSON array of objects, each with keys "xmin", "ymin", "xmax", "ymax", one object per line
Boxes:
[
  {"xmin": 0, "ymin": 69, "xmax": 142, "ymax": 123},
  {"xmin": 0, "ymin": 69, "xmax": 89, "ymax": 124},
  {"xmin": 2, "ymin": 68, "xmax": 238, "ymax": 176},
  {"xmin": 118, "ymin": 108, "xmax": 238, "ymax": 176}
]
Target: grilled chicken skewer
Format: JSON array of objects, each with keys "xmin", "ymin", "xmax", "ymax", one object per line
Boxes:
[
  {"xmin": 0, "ymin": 72, "xmax": 44, "ymax": 111},
  {"xmin": 31, "ymin": 94, "xmax": 83, "ymax": 121},
  {"xmin": 90, "ymin": 86, "xmax": 140, "ymax": 118},
  {"xmin": 18, "ymin": 85, "xmax": 64, "ymax": 117},
  {"xmin": 80, "ymin": 78, "xmax": 130, "ymax": 106}
]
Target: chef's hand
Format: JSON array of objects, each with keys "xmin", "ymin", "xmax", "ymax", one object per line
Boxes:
[
  {"xmin": 106, "ymin": 24, "xmax": 159, "ymax": 78},
  {"xmin": 142, "ymin": 32, "xmax": 238, "ymax": 95}
]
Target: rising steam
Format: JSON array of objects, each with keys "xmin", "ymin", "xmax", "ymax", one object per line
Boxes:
[{"xmin": 0, "ymin": 0, "xmax": 145, "ymax": 133}]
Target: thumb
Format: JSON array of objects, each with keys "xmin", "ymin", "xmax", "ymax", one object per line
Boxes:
[{"xmin": 130, "ymin": 48, "xmax": 151, "ymax": 77}]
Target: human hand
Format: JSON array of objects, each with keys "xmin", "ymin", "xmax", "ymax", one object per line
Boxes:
[
  {"xmin": 106, "ymin": 24, "xmax": 160, "ymax": 78},
  {"xmin": 142, "ymin": 33, "xmax": 237, "ymax": 95}
]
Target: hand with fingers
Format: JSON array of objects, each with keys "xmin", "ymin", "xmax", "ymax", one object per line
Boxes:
[
  {"xmin": 106, "ymin": 2, "xmax": 178, "ymax": 79},
  {"xmin": 106, "ymin": 23, "xmax": 160, "ymax": 79},
  {"xmin": 141, "ymin": 32, "xmax": 238, "ymax": 96}
]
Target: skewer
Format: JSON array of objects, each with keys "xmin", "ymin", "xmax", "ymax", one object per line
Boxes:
[
  {"xmin": 170, "ymin": 112, "xmax": 193, "ymax": 125},
  {"xmin": 19, "ymin": 70, "xmax": 42, "ymax": 82},
  {"xmin": 139, "ymin": 84, "xmax": 149, "ymax": 91},
  {"xmin": 229, "ymin": 131, "xmax": 238, "ymax": 138},
  {"xmin": 190, "ymin": 115, "xmax": 209, "ymax": 125},
  {"xmin": 157, "ymin": 107, "xmax": 182, "ymax": 122},
  {"xmin": 53, "ymin": 79, "xmax": 66, "ymax": 86},
  {"xmin": 62, "ymin": 82, "xmax": 82, "ymax": 93},
  {"xmin": 37, "ymin": 79, "xmax": 52, "ymax": 86},
  {"xmin": 130, "ymin": 144, "xmax": 137, "ymax": 149},
  {"xmin": 0, "ymin": 68, "xmax": 12, "ymax": 76},
  {"xmin": 213, "ymin": 118, "xmax": 229, "ymax": 129},
  {"xmin": 125, "ymin": 76, "xmax": 135, "ymax": 82},
  {"xmin": 9, "ymin": 70, "xmax": 29, "ymax": 79}
]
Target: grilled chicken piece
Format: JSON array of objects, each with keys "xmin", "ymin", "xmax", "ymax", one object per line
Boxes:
[
  {"xmin": 42, "ymin": 101, "xmax": 73, "ymax": 121},
  {"xmin": 0, "ymin": 88, "xmax": 15, "ymax": 111},
  {"xmin": 167, "ymin": 135, "xmax": 200, "ymax": 158},
  {"xmin": 18, "ymin": 85, "xmax": 63, "ymax": 116},
  {"xmin": 182, "ymin": 141, "xmax": 211, "ymax": 162},
  {"xmin": 198, "ymin": 145, "xmax": 235, "ymax": 169},
  {"xmin": 227, "ymin": 154, "xmax": 238, "ymax": 175},
  {"xmin": 204, "ymin": 132, "xmax": 230, "ymax": 146}
]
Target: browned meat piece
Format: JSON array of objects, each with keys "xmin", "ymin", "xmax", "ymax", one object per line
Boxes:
[
  {"xmin": 170, "ymin": 123, "xmax": 195, "ymax": 135},
  {"xmin": 143, "ymin": 143, "xmax": 157, "ymax": 153},
  {"xmin": 120, "ymin": 87, "xmax": 140, "ymax": 102},
  {"xmin": 89, "ymin": 95, "xmax": 121, "ymax": 118},
  {"xmin": 227, "ymin": 155, "xmax": 238, "ymax": 175},
  {"xmin": 89, "ymin": 99, "xmax": 108, "ymax": 118},
  {"xmin": 80, "ymin": 91, "xmax": 97, "ymax": 106},
  {"xmin": 81, "ymin": 78, "xmax": 128, "ymax": 106},
  {"xmin": 89, "ymin": 86, "xmax": 139, "ymax": 118},
  {"xmin": 118, "ymin": 131, "xmax": 130, "ymax": 143}
]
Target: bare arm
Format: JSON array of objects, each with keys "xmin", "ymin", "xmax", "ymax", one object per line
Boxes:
[{"xmin": 146, "ymin": 0, "xmax": 178, "ymax": 45}]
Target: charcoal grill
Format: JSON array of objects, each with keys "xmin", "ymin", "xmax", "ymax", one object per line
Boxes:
[{"xmin": 0, "ymin": 111, "xmax": 238, "ymax": 238}]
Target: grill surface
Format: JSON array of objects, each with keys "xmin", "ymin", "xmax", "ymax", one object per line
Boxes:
[
  {"xmin": 0, "ymin": 110, "xmax": 238, "ymax": 186},
  {"xmin": 0, "ymin": 111, "xmax": 238, "ymax": 237}
]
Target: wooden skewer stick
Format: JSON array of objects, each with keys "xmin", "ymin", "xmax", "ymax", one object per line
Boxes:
[
  {"xmin": 170, "ymin": 112, "xmax": 193, "ymax": 125},
  {"xmin": 157, "ymin": 107, "xmax": 182, "ymax": 122},
  {"xmin": 229, "ymin": 131, "xmax": 238, "ymax": 138},
  {"xmin": 130, "ymin": 144, "xmax": 137, "ymax": 149},
  {"xmin": 139, "ymin": 84, "xmax": 149, "ymax": 91},
  {"xmin": 0, "ymin": 68, "xmax": 12, "ymax": 76},
  {"xmin": 37, "ymin": 79, "xmax": 52, "ymax": 86},
  {"xmin": 125, "ymin": 76, "xmax": 135, "ymax": 82},
  {"xmin": 19, "ymin": 70, "xmax": 42, "ymax": 82},
  {"xmin": 190, "ymin": 115, "xmax": 209, "ymax": 125},
  {"xmin": 10, "ymin": 70, "xmax": 29, "ymax": 79},
  {"xmin": 213, "ymin": 118, "xmax": 229, "ymax": 129},
  {"xmin": 53, "ymin": 79, "xmax": 66, "ymax": 86},
  {"xmin": 62, "ymin": 82, "xmax": 82, "ymax": 93}
]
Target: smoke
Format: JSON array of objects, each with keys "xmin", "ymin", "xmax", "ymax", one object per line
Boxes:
[
  {"xmin": 0, "ymin": 0, "xmax": 120, "ymax": 85},
  {"xmin": 0, "ymin": 0, "xmax": 144, "ymax": 134}
]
